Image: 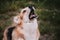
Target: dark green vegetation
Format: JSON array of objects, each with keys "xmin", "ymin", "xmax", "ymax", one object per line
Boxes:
[{"xmin": 0, "ymin": 0, "xmax": 60, "ymax": 40}]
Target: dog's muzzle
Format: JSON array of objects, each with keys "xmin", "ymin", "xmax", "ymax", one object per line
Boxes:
[
  {"xmin": 29, "ymin": 12, "xmax": 37, "ymax": 19},
  {"xmin": 28, "ymin": 6, "xmax": 37, "ymax": 20}
]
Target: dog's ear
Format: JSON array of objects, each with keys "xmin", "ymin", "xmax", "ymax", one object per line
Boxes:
[{"xmin": 13, "ymin": 16, "xmax": 21, "ymax": 24}]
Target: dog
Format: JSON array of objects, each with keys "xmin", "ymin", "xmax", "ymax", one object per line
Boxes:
[{"xmin": 3, "ymin": 6, "xmax": 40, "ymax": 40}]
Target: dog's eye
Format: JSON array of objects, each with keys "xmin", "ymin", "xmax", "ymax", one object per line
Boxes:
[{"xmin": 23, "ymin": 10, "xmax": 26, "ymax": 13}]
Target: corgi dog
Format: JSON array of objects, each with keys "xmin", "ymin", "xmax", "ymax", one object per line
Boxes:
[{"xmin": 3, "ymin": 6, "xmax": 40, "ymax": 40}]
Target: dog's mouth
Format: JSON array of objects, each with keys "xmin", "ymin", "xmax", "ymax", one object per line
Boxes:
[
  {"xmin": 29, "ymin": 6, "xmax": 37, "ymax": 20},
  {"xmin": 29, "ymin": 12, "xmax": 37, "ymax": 20}
]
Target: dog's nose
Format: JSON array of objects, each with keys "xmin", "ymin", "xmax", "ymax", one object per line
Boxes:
[
  {"xmin": 28, "ymin": 5, "xmax": 35, "ymax": 10},
  {"xmin": 28, "ymin": 6, "xmax": 33, "ymax": 9}
]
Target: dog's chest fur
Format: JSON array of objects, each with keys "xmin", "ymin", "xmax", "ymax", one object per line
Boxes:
[
  {"xmin": 12, "ymin": 19, "xmax": 38, "ymax": 40},
  {"xmin": 23, "ymin": 19, "xmax": 38, "ymax": 40}
]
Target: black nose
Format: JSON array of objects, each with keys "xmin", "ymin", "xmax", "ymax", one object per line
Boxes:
[
  {"xmin": 28, "ymin": 6, "xmax": 33, "ymax": 9},
  {"xmin": 28, "ymin": 6, "xmax": 34, "ymax": 14},
  {"xmin": 28, "ymin": 6, "xmax": 35, "ymax": 15},
  {"xmin": 28, "ymin": 5, "xmax": 35, "ymax": 10}
]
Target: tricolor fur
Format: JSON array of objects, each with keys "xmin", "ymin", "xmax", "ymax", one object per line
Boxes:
[{"xmin": 3, "ymin": 6, "xmax": 40, "ymax": 40}]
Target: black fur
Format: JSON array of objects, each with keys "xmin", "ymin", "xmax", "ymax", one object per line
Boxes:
[{"xmin": 7, "ymin": 27, "xmax": 15, "ymax": 40}]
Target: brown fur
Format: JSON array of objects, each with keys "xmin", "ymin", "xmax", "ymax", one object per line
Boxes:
[{"xmin": 3, "ymin": 13, "xmax": 24, "ymax": 40}]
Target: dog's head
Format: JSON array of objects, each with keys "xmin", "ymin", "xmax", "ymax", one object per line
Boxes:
[
  {"xmin": 13, "ymin": 6, "xmax": 37, "ymax": 24},
  {"xmin": 21, "ymin": 6, "xmax": 37, "ymax": 22}
]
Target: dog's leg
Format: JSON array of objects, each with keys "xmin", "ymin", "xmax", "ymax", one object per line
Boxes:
[{"xmin": 12, "ymin": 29, "xmax": 25, "ymax": 40}]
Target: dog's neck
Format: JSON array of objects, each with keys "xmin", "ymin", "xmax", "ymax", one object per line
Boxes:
[
  {"xmin": 23, "ymin": 19, "xmax": 38, "ymax": 29},
  {"xmin": 16, "ymin": 19, "xmax": 38, "ymax": 28}
]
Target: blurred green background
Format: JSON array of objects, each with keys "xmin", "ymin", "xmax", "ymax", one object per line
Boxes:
[{"xmin": 0, "ymin": 0, "xmax": 60, "ymax": 40}]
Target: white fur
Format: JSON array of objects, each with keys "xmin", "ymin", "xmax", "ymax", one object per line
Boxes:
[
  {"xmin": 13, "ymin": 16, "xmax": 21, "ymax": 24},
  {"xmin": 23, "ymin": 19, "xmax": 38, "ymax": 40},
  {"xmin": 22, "ymin": 7, "xmax": 31, "ymax": 23}
]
